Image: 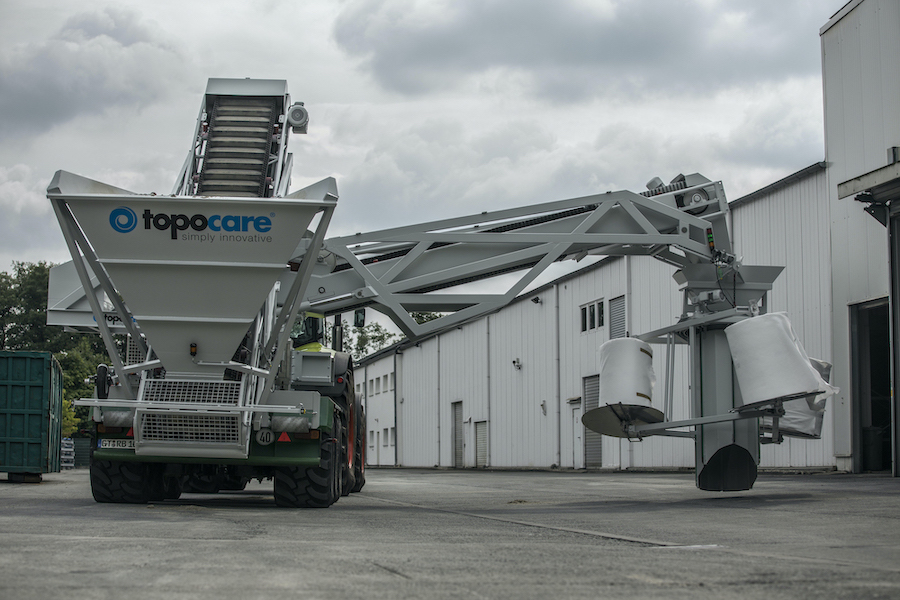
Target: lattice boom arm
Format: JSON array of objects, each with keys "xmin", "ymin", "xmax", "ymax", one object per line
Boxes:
[{"xmin": 298, "ymin": 174, "xmax": 732, "ymax": 339}]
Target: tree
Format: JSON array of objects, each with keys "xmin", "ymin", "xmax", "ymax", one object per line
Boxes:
[
  {"xmin": 1, "ymin": 262, "xmax": 108, "ymax": 436},
  {"xmin": 0, "ymin": 270, "xmax": 14, "ymax": 349},
  {"xmin": 348, "ymin": 320, "xmax": 398, "ymax": 358},
  {"xmin": 61, "ymin": 399, "xmax": 79, "ymax": 438},
  {"xmin": 410, "ymin": 311, "xmax": 443, "ymax": 325},
  {"xmin": 322, "ymin": 311, "xmax": 449, "ymax": 358},
  {"xmin": 326, "ymin": 318, "xmax": 398, "ymax": 359},
  {"xmin": 56, "ymin": 337, "xmax": 109, "ymax": 436},
  {"xmin": 1, "ymin": 262, "xmax": 84, "ymax": 353}
]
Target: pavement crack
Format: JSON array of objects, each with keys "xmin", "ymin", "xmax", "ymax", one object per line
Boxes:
[
  {"xmin": 364, "ymin": 495, "xmax": 674, "ymax": 547},
  {"xmin": 371, "ymin": 561, "xmax": 412, "ymax": 580}
]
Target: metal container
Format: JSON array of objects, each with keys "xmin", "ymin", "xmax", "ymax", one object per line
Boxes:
[{"xmin": 0, "ymin": 351, "xmax": 63, "ymax": 477}]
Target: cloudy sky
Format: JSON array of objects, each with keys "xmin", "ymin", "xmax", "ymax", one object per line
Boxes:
[{"xmin": 0, "ymin": 0, "xmax": 848, "ymax": 274}]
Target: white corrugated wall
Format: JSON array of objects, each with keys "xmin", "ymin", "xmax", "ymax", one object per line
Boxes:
[
  {"xmin": 821, "ymin": 0, "xmax": 897, "ymax": 470},
  {"xmin": 625, "ymin": 256, "xmax": 694, "ymax": 469},
  {"xmin": 557, "ymin": 257, "xmax": 627, "ymax": 468},
  {"xmin": 396, "ymin": 339, "xmax": 440, "ymax": 467},
  {"xmin": 731, "ymin": 168, "xmax": 835, "ymax": 468},
  {"xmin": 487, "ymin": 294, "xmax": 559, "ymax": 467},
  {"xmin": 358, "ymin": 354, "xmax": 398, "ymax": 466},
  {"xmin": 437, "ymin": 321, "xmax": 488, "ymax": 467}
]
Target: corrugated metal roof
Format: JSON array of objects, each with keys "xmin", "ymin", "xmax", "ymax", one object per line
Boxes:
[{"xmin": 729, "ymin": 162, "xmax": 827, "ymax": 209}]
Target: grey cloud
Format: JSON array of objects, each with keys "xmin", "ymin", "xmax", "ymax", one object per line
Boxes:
[
  {"xmin": 713, "ymin": 96, "xmax": 825, "ymax": 169},
  {"xmin": 0, "ymin": 7, "xmax": 187, "ymax": 139},
  {"xmin": 57, "ymin": 8, "xmax": 159, "ymax": 46},
  {"xmin": 333, "ymin": 115, "xmax": 566, "ymax": 234},
  {"xmin": 334, "ymin": 0, "xmax": 839, "ymax": 101}
]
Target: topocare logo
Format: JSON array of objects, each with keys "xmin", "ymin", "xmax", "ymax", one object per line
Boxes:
[
  {"xmin": 109, "ymin": 207, "xmax": 138, "ymax": 233},
  {"xmin": 108, "ymin": 207, "xmax": 273, "ymax": 240}
]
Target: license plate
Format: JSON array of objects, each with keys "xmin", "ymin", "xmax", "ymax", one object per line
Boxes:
[{"xmin": 99, "ymin": 439, "xmax": 135, "ymax": 449}]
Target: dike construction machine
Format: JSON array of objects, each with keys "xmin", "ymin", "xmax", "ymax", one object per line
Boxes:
[{"xmin": 47, "ymin": 78, "xmax": 833, "ymax": 506}]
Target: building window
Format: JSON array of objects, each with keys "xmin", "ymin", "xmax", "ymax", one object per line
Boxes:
[
  {"xmin": 390, "ymin": 427, "xmax": 396, "ymax": 446},
  {"xmin": 389, "ymin": 373, "xmax": 395, "ymax": 391},
  {"xmin": 580, "ymin": 299, "xmax": 605, "ymax": 332},
  {"xmin": 383, "ymin": 428, "xmax": 389, "ymax": 446}
]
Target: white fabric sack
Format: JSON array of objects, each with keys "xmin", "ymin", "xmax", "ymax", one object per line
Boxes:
[
  {"xmin": 725, "ymin": 312, "xmax": 837, "ymax": 407},
  {"xmin": 598, "ymin": 338, "xmax": 655, "ymax": 408},
  {"xmin": 762, "ymin": 357, "xmax": 832, "ymax": 438}
]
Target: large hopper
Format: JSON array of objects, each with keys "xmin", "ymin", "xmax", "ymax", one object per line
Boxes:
[{"xmin": 48, "ymin": 170, "xmax": 333, "ymax": 376}]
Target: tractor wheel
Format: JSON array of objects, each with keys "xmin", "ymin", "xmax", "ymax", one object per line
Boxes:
[
  {"xmin": 274, "ymin": 413, "xmax": 341, "ymax": 508},
  {"xmin": 183, "ymin": 474, "xmax": 221, "ymax": 494},
  {"xmin": 146, "ymin": 464, "xmax": 182, "ymax": 501},
  {"xmin": 162, "ymin": 477, "xmax": 183, "ymax": 500},
  {"xmin": 351, "ymin": 403, "xmax": 366, "ymax": 493},
  {"xmin": 219, "ymin": 476, "xmax": 250, "ymax": 491},
  {"xmin": 90, "ymin": 459, "xmax": 149, "ymax": 504},
  {"xmin": 339, "ymin": 371, "xmax": 355, "ymax": 496}
]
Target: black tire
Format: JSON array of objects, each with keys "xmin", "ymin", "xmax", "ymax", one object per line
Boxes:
[
  {"xmin": 96, "ymin": 364, "xmax": 110, "ymax": 399},
  {"xmin": 339, "ymin": 371, "xmax": 355, "ymax": 496},
  {"xmin": 90, "ymin": 459, "xmax": 149, "ymax": 504},
  {"xmin": 332, "ymin": 410, "xmax": 344, "ymax": 501},
  {"xmin": 351, "ymin": 403, "xmax": 366, "ymax": 493},
  {"xmin": 162, "ymin": 477, "xmax": 183, "ymax": 500},
  {"xmin": 146, "ymin": 464, "xmax": 182, "ymax": 501},
  {"xmin": 274, "ymin": 414, "xmax": 341, "ymax": 508},
  {"xmin": 183, "ymin": 474, "xmax": 221, "ymax": 494},
  {"xmin": 219, "ymin": 476, "xmax": 250, "ymax": 491}
]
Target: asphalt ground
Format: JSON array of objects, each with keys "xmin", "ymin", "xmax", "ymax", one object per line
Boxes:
[{"xmin": 1, "ymin": 467, "xmax": 899, "ymax": 599}]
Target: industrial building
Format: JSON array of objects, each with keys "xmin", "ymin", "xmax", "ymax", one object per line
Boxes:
[{"xmin": 357, "ymin": 0, "xmax": 900, "ymax": 475}]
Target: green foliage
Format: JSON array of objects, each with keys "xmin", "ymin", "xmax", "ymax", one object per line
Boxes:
[
  {"xmin": 325, "ymin": 318, "xmax": 399, "ymax": 359},
  {"xmin": 61, "ymin": 399, "xmax": 79, "ymax": 438},
  {"xmin": 411, "ymin": 311, "xmax": 443, "ymax": 324},
  {"xmin": 56, "ymin": 337, "xmax": 108, "ymax": 435},
  {"xmin": 349, "ymin": 320, "xmax": 397, "ymax": 358},
  {"xmin": 1, "ymin": 262, "xmax": 108, "ymax": 436},
  {"xmin": 0, "ymin": 270, "xmax": 13, "ymax": 349},
  {"xmin": 321, "ymin": 311, "xmax": 445, "ymax": 359},
  {"xmin": 1, "ymin": 262, "xmax": 86, "ymax": 353}
]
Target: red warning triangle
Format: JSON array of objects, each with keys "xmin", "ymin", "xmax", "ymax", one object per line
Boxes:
[
  {"xmin": 126, "ymin": 428, "xmax": 134, "ymax": 438},
  {"xmin": 277, "ymin": 431, "xmax": 291, "ymax": 442}
]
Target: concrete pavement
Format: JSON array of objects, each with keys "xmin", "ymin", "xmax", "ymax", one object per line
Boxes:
[{"xmin": 1, "ymin": 468, "xmax": 898, "ymax": 599}]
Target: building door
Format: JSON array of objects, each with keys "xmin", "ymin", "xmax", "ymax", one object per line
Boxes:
[
  {"xmin": 571, "ymin": 401, "xmax": 584, "ymax": 469},
  {"xmin": 452, "ymin": 402, "xmax": 464, "ymax": 468},
  {"xmin": 852, "ymin": 300, "xmax": 891, "ymax": 472},
  {"xmin": 375, "ymin": 430, "xmax": 380, "ymax": 465},
  {"xmin": 475, "ymin": 421, "xmax": 487, "ymax": 467},
  {"xmin": 583, "ymin": 375, "xmax": 602, "ymax": 468}
]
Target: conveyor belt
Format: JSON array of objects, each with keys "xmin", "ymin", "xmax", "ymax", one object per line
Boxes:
[{"xmin": 197, "ymin": 97, "xmax": 276, "ymax": 197}]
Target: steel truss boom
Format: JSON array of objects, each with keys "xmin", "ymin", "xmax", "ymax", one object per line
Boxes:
[{"xmin": 299, "ymin": 175, "xmax": 731, "ymax": 339}]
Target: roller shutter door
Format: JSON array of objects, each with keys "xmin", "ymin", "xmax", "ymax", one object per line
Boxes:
[
  {"xmin": 453, "ymin": 402, "xmax": 464, "ymax": 468},
  {"xmin": 583, "ymin": 375, "xmax": 602, "ymax": 468},
  {"xmin": 475, "ymin": 421, "xmax": 487, "ymax": 467},
  {"xmin": 609, "ymin": 295, "xmax": 626, "ymax": 339}
]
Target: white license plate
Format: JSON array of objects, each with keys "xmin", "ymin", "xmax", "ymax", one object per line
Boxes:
[{"xmin": 99, "ymin": 439, "xmax": 135, "ymax": 449}]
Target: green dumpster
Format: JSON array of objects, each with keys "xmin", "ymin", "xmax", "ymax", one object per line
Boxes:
[{"xmin": 0, "ymin": 351, "xmax": 63, "ymax": 481}]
